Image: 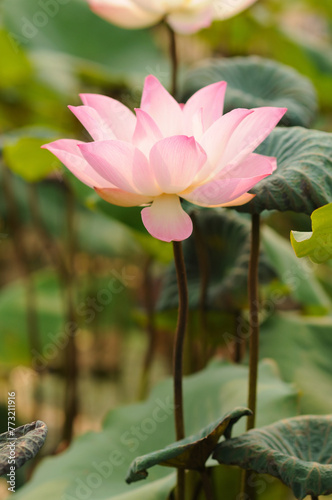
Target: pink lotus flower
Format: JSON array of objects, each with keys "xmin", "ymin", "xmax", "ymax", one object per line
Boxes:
[
  {"xmin": 42, "ymin": 76, "xmax": 286, "ymax": 242},
  {"xmin": 88, "ymin": 0, "xmax": 258, "ymax": 34}
]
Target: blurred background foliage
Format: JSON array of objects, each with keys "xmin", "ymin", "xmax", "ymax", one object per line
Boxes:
[{"xmin": 0, "ymin": 0, "xmax": 332, "ymax": 498}]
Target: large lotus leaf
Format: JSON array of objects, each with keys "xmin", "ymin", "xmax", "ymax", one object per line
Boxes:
[
  {"xmin": 236, "ymin": 127, "xmax": 332, "ymax": 216},
  {"xmin": 291, "ymin": 203, "xmax": 332, "ymax": 264},
  {"xmin": 126, "ymin": 407, "xmax": 251, "ymax": 483},
  {"xmin": 158, "ymin": 209, "xmax": 276, "ymax": 311},
  {"xmin": 259, "ymin": 313, "xmax": 332, "ymax": 415},
  {"xmin": 198, "ymin": 10, "xmax": 332, "ymax": 107},
  {"xmin": 213, "ymin": 415, "xmax": 332, "ymax": 499},
  {"xmin": 13, "ymin": 360, "xmax": 299, "ymax": 500},
  {"xmin": 181, "ymin": 56, "xmax": 317, "ymax": 127},
  {"xmin": 262, "ymin": 226, "xmax": 331, "ymax": 313},
  {"xmin": 0, "ymin": 421, "xmax": 47, "ymax": 476}
]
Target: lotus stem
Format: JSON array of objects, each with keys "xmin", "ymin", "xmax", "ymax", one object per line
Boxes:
[
  {"xmin": 172, "ymin": 241, "xmax": 188, "ymax": 500},
  {"xmin": 246, "ymin": 213, "xmax": 261, "ymax": 430},
  {"xmin": 200, "ymin": 468, "xmax": 215, "ymax": 500},
  {"xmin": 167, "ymin": 25, "xmax": 178, "ymax": 98},
  {"xmin": 242, "ymin": 213, "xmax": 261, "ymax": 500}
]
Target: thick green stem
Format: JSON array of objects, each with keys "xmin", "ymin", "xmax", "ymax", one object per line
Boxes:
[
  {"xmin": 200, "ymin": 469, "xmax": 215, "ymax": 500},
  {"xmin": 172, "ymin": 241, "xmax": 188, "ymax": 500},
  {"xmin": 246, "ymin": 213, "xmax": 260, "ymax": 430},
  {"xmin": 167, "ymin": 25, "xmax": 178, "ymax": 98},
  {"xmin": 172, "ymin": 241, "xmax": 187, "ymax": 440},
  {"xmin": 242, "ymin": 213, "xmax": 261, "ymax": 500}
]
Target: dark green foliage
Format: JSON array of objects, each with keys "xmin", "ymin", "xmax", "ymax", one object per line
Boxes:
[
  {"xmin": 213, "ymin": 415, "xmax": 332, "ymax": 499},
  {"xmin": 182, "ymin": 56, "xmax": 318, "ymax": 127},
  {"xmin": 126, "ymin": 407, "xmax": 251, "ymax": 483}
]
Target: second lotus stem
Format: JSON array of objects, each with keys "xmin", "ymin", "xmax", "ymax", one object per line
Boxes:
[
  {"xmin": 242, "ymin": 213, "xmax": 261, "ymax": 499},
  {"xmin": 172, "ymin": 241, "xmax": 188, "ymax": 500},
  {"xmin": 246, "ymin": 213, "xmax": 261, "ymax": 430}
]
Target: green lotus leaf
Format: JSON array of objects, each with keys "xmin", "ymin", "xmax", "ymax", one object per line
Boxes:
[
  {"xmin": 213, "ymin": 415, "xmax": 332, "ymax": 499},
  {"xmin": 0, "ymin": 421, "xmax": 48, "ymax": 475},
  {"xmin": 262, "ymin": 226, "xmax": 331, "ymax": 313},
  {"xmin": 237, "ymin": 127, "xmax": 332, "ymax": 215},
  {"xmin": 182, "ymin": 56, "xmax": 317, "ymax": 127},
  {"xmin": 126, "ymin": 407, "xmax": 251, "ymax": 483},
  {"xmin": 291, "ymin": 203, "xmax": 332, "ymax": 263}
]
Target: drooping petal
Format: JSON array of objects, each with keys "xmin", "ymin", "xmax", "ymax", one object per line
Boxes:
[
  {"xmin": 183, "ymin": 81, "xmax": 227, "ymax": 136},
  {"xmin": 79, "ymin": 93, "xmax": 136, "ymax": 141},
  {"xmin": 195, "ymin": 108, "xmax": 254, "ymax": 183},
  {"xmin": 68, "ymin": 105, "xmax": 116, "ymax": 141},
  {"xmin": 149, "ymin": 135, "xmax": 207, "ymax": 194},
  {"xmin": 218, "ymin": 107, "xmax": 287, "ymax": 171},
  {"xmin": 212, "ymin": 0, "xmax": 258, "ymax": 20},
  {"xmin": 167, "ymin": 5, "xmax": 213, "ymax": 34},
  {"xmin": 132, "ymin": 109, "xmax": 163, "ymax": 156},
  {"xmin": 41, "ymin": 139, "xmax": 112, "ymax": 188},
  {"xmin": 79, "ymin": 140, "xmax": 161, "ymax": 195},
  {"xmin": 141, "ymin": 194, "xmax": 193, "ymax": 242},
  {"xmin": 95, "ymin": 187, "xmax": 153, "ymax": 207},
  {"xmin": 140, "ymin": 75, "xmax": 183, "ymax": 136},
  {"xmin": 88, "ymin": 0, "xmax": 161, "ymax": 28},
  {"xmin": 183, "ymin": 153, "xmax": 275, "ymax": 207}
]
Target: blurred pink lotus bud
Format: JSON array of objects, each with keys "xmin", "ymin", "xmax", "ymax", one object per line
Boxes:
[{"xmin": 88, "ymin": 0, "xmax": 258, "ymax": 34}]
